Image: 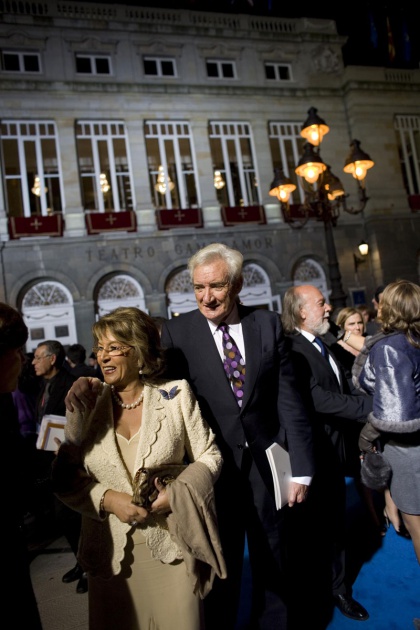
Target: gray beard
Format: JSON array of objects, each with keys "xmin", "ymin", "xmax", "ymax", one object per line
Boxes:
[{"xmin": 313, "ymin": 319, "xmax": 330, "ymax": 336}]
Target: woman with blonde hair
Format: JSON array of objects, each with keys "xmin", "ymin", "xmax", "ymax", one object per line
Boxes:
[
  {"xmin": 353, "ymin": 280, "xmax": 420, "ymax": 562},
  {"xmin": 333, "ymin": 306, "xmax": 365, "ymax": 373}
]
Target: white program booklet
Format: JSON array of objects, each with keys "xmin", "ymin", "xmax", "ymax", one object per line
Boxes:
[
  {"xmin": 36, "ymin": 414, "xmax": 66, "ymax": 451},
  {"xmin": 266, "ymin": 442, "xmax": 292, "ymax": 509}
]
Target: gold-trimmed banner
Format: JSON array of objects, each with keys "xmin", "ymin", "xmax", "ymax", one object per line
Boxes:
[
  {"xmin": 85, "ymin": 211, "xmax": 137, "ymax": 234},
  {"xmin": 156, "ymin": 208, "xmax": 203, "ymax": 229},
  {"xmin": 8, "ymin": 214, "xmax": 64, "ymax": 239},
  {"xmin": 221, "ymin": 205, "xmax": 266, "ymax": 226}
]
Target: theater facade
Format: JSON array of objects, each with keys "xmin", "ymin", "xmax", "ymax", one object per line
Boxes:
[{"xmin": 0, "ymin": 1, "xmax": 419, "ymax": 351}]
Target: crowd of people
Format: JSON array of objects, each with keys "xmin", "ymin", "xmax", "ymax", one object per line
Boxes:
[{"xmin": 5, "ymin": 243, "xmax": 419, "ymax": 630}]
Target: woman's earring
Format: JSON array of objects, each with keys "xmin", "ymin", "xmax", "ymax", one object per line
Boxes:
[{"xmin": 139, "ymin": 368, "xmax": 143, "ymax": 376}]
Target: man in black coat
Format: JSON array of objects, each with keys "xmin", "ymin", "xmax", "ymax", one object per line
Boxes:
[
  {"xmin": 160, "ymin": 244, "xmax": 315, "ymax": 630},
  {"xmin": 34, "ymin": 340, "xmax": 76, "ymax": 427},
  {"xmin": 282, "ymin": 284, "xmax": 372, "ymax": 625},
  {"xmin": 33, "ymin": 340, "xmax": 87, "ymax": 593}
]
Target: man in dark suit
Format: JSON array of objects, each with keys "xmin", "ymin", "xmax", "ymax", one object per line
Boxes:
[
  {"xmin": 33, "ymin": 340, "xmax": 87, "ymax": 593},
  {"xmin": 159, "ymin": 243, "xmax": 315, "ymax": 630},
  {"xmin": 281, "ymin": 285, "xmax": 372, "ymax": 625}
]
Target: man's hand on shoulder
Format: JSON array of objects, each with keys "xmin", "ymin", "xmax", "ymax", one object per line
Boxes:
[{"xmin": 65, "ymin": 377, "xmax": 103, "ymax": 412}]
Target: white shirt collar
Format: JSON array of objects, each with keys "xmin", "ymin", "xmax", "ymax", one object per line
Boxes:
[{"xmin": 297, "ymin": 328, "xmax": 316, "ymax": 343}]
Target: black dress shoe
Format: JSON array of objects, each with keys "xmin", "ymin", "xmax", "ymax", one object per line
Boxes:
[
  {"xmin": 76, "ymin": 572, "xmax": 88, "ymax": 594},
  {"xmin": 62, "ymin": 563, "xmax": 83, "ymax": 584},
  {"xmin": 334, "ymin": 594, "xmax": 369, "ymax": 621}
]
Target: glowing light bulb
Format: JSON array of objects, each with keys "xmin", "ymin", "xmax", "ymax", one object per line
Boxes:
[
  {"xmin": 155, "ymin": 165, "xmax": 175, "ymax": 194},
  {"xmin": 302, "ymin": 163, "xmax": 320, "ymax": 184},
  {"xmin": 100, "ymin": 173, "xmax": 110, "ymax": 193},
  {"xmin": 213, "ymin": 170, "xmax": 225, "ymax": 190}
]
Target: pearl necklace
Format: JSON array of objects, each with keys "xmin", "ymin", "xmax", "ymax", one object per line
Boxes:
[{"xmin": 110, "ymin": 385, "xmax": 144, "ymax": 410}]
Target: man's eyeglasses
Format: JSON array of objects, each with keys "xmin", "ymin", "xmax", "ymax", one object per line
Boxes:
[
  {"xmin": 33, "ymin": 353, "xmax": 52, "ymax": 362},
  {"xmin": 92, "ymin": 345, "xmax": 133, "ymax": 357}
]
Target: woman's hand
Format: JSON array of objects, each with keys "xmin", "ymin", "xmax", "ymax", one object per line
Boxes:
[
  {"xmin": 103, "ymin": 489, "xmax": 149, "ymax": 525},
  {"xmin": 149, "ymin": 477, "xmax": 172, "ymax": 515},
  {"xmin": 65, "ymin": 377, "xmax": 103, "ymax": 412}
]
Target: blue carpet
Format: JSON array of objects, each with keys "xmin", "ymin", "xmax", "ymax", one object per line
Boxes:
[{"xmin": 236, "ymin": 479, "xmax": 419, "ymax": 629}]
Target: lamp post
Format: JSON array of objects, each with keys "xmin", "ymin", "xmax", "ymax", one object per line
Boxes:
[{"xmin": 269, "ymin": 107, "xmax": 374, "ymax": 309}]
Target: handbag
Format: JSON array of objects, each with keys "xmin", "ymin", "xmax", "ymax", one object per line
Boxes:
[
  {"xmin": 132, "ymin": 464, "xmax": 187, "ymax": 508},
  {"xmin": 360, "ymin": 450, "xmax": 392, "ymax": 492}
]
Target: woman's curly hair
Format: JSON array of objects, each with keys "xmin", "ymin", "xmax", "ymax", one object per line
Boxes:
[{"xmin": 380, "ymin": 280, "xmax": 420, "ymax": 348}]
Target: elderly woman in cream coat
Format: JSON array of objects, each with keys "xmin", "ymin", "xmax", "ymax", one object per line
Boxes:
[{"xmin": 52, "ymin": 307, "xmax": 225, "ymax": 630}]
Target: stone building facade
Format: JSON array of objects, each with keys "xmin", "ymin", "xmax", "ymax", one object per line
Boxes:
[{"xmin": 0, "ymin": 1, "xmax": 419, "ymax": 352}]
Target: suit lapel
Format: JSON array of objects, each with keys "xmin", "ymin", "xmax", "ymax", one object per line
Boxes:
[
  {"xmin": 323, "ymin": 344, "xmax": 343, "ymax": 391},
  {"xmin": 295, "ymin": 333, "xmax": 341, "ymax": 386}
]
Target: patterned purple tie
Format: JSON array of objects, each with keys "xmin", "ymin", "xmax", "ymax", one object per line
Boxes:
[{"xmin": 219, "ymin": 322, "xmax": 246, "ymax": 407}]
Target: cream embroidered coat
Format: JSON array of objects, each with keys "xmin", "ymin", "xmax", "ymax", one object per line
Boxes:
[{"xmin": 52, "ymin": 379, "xmax": 222, "ymax": 579}]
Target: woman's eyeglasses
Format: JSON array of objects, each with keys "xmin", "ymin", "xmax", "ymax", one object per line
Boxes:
[{"xmin": 92, "ymin": 345, "xmax": 133, "ymax": 357}]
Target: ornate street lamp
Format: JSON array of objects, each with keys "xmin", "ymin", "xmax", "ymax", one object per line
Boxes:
[
  {"xmin": 354, "ymin": 239, "xmax": 369, "ymax": 275},
  {"xmin": 269, "ymin": 107, "xmax": 374, "ymax": 309}
]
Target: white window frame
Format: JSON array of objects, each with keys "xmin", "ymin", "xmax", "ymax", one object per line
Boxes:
[
  {"xmin": 21, "ymin": 281, "xmax": 77, "ymax": 352},
  {"xmin": 96, "ymin": 274, "xmax": 148, "ymax": 318},
  {"xmin": 143, "ymin": 56, "xmax": 177, "ymax": 77},
  {"xmin": 395, "ymin": 115, "xmax": 420, "ymax": 195},
  {"xmin": 76, "ymin": 120, "xmax": 135, "ymax": 213},
  {"xmin": 206, "ymin": 59, "xmax": 237, "ymax": 79},
  {"xmin": 269, "ymin": 121, "xmax": 306, "ymax": 204},
  {"xmin": 209, "ymin": 121, "xmax": 260, "ymax": 207},
  {"xmin": 1, "ymin": 50, "xmax": 41, "ymax": 73},
  {"xmin": 1, "ymin": 119, "xmax": 64, "ymax": 217},
  {"xmin": 75, "ymin": 54, "xmax": 112, "ymax": 76},
  {"xmin": 264, "ymin": 62, "xmax": 293, "ymax": 82},
  {"xmin": 145, "ymin": 120, "xmax": 200, "ymax": 210},
  {"xmin": 293, "ymin": 258, "xmax": 329, "ymax": 303}
]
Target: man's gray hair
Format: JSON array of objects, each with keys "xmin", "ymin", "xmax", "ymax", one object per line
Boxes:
[
  {"xmin": 38, "ymin": 339, "xmax": 66, "ymax": 367},
  {"xmin": 188, "ymin": 243, "xmax": 243, "ymax": 284},
  {"xmin": 281, "ymin": 286, "xmax": 304, "ymax": 334}
]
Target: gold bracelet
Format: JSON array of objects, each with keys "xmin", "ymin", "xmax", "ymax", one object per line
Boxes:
[
  {"xmin": 99, "ymin": 490, "xmax": 109, "ymax": 519},
  {"xmin": 344, "ymin": 331, "xmax": 352, "ymax": 343}
]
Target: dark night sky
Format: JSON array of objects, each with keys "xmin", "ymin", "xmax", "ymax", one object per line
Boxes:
[{"xmin": 86, "ymin": 0, "xmax": 419, "ymax": 68}]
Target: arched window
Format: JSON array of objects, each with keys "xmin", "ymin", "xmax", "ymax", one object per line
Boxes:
[
  {"xmin": 166, "ymin": 269, "xmax": 197, "ymax": 317},
  {"xmin": 96, "ymin": 274, "xmax": 147, "ymax": 318},
  {"xmin": 21, "ymin": 281, "xmax": 77, "ymax": 352},
  {"xmin": 293, "ymin": 258, "xmax": 328, "ymax": 299},
  {"xmin": 240, "ymin": 263, "xmax": 281, "ymax": 312}
]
